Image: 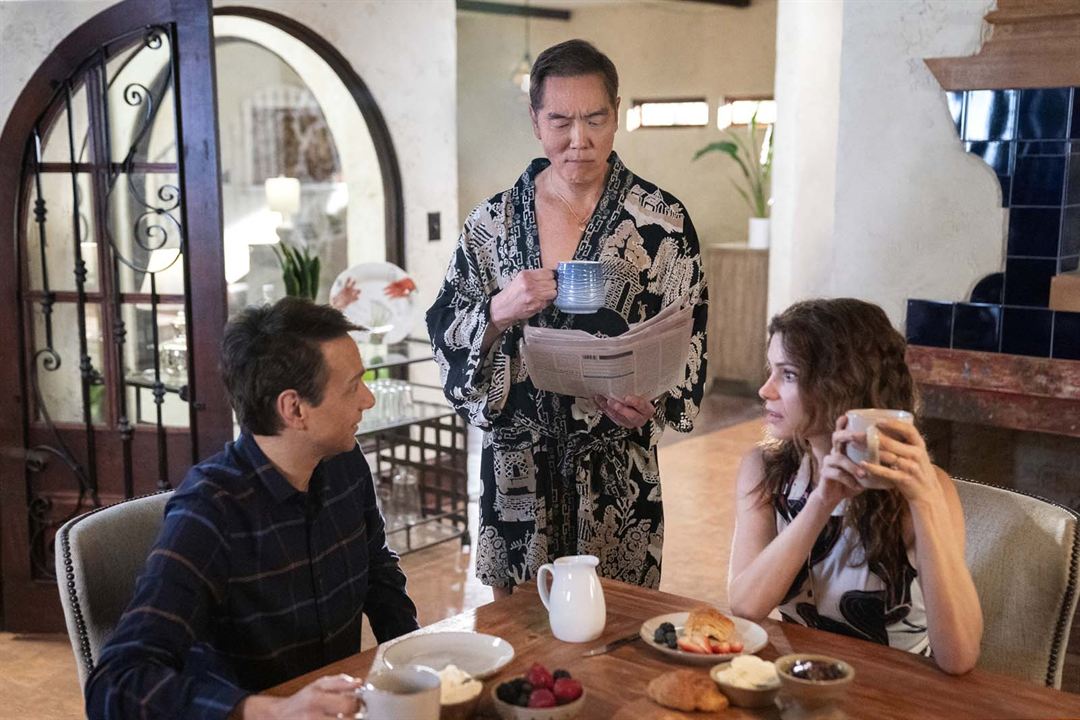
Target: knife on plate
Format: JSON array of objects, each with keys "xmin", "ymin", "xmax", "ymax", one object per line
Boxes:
[{"xmin": 581, "ymin": 631, "xmax": 641, "ymax": 657}]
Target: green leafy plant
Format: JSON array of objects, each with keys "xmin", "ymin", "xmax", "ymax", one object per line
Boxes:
[
  {"xmin": 693, "ymin": 113, "xmax": 773, "ymax": 218},
  {"xmin": 271, "ymin": 240, "xmax": 320, "ymax": 301}
]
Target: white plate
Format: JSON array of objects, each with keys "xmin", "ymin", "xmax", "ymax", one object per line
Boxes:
[
  {"xmin": 381, "ymin": 631, "xmax": 515, "ymax": 679},
  {"xmin": 330, "ymin": 261, "xmax": 417, "ymax": 344},
  {"xmin": 639, "ymin": 611, "xmax": 768, "ymax": 665}
]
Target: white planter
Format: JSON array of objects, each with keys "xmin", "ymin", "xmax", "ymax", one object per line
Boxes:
[{"xmin": 748, "ymin": 217, "xmax": 770, "ymax": 249}]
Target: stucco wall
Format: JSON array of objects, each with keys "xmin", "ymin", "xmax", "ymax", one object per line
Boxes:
[{"xmin": 770, "ymin": 0, "xmax": 1003, "ymax": 324}]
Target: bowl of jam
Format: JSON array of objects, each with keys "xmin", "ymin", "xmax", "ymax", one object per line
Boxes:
[{"xmin": 774, "ymin": 654, "xmax": 854, "ymax": 708}]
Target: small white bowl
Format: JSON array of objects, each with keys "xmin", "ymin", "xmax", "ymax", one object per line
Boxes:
[
  {"xmin": 710, "ymin": 660, "xmax": 781, "ymax": 708},
  {"xmin": 491, "ymin": 686, "xmax": 587, "ymax": 720}
]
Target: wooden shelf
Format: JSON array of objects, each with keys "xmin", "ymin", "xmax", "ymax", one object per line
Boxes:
[{"xmin": 906, "ymin": 345, "xmax": 1080, "ymax": 438}]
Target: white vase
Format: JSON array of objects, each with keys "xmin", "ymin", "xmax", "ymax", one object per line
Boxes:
[{"xmin": 748, "ymin": 217, "xmax": 770, "ymax": 249}]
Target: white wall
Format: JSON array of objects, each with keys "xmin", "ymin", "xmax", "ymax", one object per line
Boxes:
[
  {"xmin": 457, "ymin": 0, "xmax": 777, "ymax": 247},
  {"xmin": 770, "ymin": 0, "xmax": 1004, "ymax": 324}
]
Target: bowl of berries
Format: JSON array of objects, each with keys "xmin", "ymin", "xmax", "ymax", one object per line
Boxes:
[{"xmin": 492, "ymin": 662, "xmax": 586, "ymax": 720}]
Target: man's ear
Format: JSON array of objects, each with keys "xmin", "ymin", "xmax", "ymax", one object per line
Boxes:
[
  {"xmin": 529, "ymin": 105, "xmax": 541, "ymax": 140},
  {"xmin": 275, "ymin": 389, "xmax": 305, "ymax": 430}
]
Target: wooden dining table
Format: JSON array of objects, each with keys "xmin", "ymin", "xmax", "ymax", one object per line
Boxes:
[{"xmin": 271, "ymin": 579, "xmax": 1080, "ymax": 719}]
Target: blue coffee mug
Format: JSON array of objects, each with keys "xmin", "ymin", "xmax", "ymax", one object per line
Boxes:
[{"xmin": 555, "ymin": 261, "xmax": 606, "ymax": 314}]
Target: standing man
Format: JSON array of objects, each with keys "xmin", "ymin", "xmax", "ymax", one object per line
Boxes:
[
  {"xmin": 86, "ymin": 298, "xmax": 419, "ymax": 719},
  {"xmin": 427, "ymin": 39, "xmax": 708, "ymax": 597}
]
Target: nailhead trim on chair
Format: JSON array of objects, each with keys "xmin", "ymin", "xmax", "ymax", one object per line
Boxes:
[
  {"xmin": 956, "ymin": 476, "xmax": 1080, "ymax": 687},
  {"xmin": 56, "ymin": 490, "xmax": 173, "ymax": 680}
]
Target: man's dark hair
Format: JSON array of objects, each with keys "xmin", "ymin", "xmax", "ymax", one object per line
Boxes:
[
  {"xmin": 221, "ymin": 297, "xmax": 362, "ymax": 436},
  {"xmin": 529, "ymin": 39, "xmax": 619, "ymax": 112}
]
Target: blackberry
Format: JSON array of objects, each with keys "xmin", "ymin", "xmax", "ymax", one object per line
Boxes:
[
  {"xmin": 496, "ymin": 682, "xmax": 518, "ymax": 704},
  {"xmin": 553, "ymin": 669, "xmax": 571, "ymax": 680}
]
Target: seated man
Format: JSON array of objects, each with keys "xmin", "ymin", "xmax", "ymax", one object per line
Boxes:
[{"xmin": 86, "ymin": 298, "xmax": 420, "ymax": 719}]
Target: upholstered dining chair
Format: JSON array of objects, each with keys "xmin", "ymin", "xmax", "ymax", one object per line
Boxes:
[
  {"xmin": 54, "ymin": 490, "xmax": 173, "ymax": 688},
  {"xmin": 955, "ymin": 477, "xmax": 1079, "ymax": 688}
]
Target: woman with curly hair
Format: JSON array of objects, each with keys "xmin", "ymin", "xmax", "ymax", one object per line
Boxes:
[{"xmin": 728, "ymin": 298, "xmax": 982, "ymax": 674}]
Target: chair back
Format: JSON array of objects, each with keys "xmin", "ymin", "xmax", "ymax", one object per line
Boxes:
[
  {"xmin": 54, "ymin": 491, "xmax": 173, "ymax": 688},
  {"xmin": 955, "ymin": 478, "xmax": 1079, "ymax": 688}
]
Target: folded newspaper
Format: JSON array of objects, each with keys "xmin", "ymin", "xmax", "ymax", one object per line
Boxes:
[{"xmin": 521, "ymin": 298, "xmax": 694, "ymax": 398}]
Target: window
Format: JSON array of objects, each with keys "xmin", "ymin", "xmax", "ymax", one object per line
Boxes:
[
  {"xmin": 717, "ymin": 97, "xmax": 776, "ymax": 129},
  {"xmin": 626, "ymin": 98, "xmax": 709, "ymax": 131}
]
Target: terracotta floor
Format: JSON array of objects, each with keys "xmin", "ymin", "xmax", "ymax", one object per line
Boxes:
[{"xmin": 0, "ymin": 393, "xmax": 762, "ymax": 718}]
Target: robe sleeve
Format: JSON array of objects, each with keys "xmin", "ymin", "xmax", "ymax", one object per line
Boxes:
[
  {"xmin": 645, "ymin": 213, "xmax": 709, "ymax": 445},
  {"xmin": 425, "ymin": 203, "xmax": 518, "ymax": 430}
]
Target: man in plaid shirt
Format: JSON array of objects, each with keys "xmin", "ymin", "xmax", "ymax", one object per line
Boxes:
[{"xmin": 86, "ymin": 298, "xmax": 420, "ymax": 719}]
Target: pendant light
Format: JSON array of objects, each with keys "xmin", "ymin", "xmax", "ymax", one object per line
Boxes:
[{"xmin": 510, "ymin": 1, "xmax": 532, "ymax": 93}]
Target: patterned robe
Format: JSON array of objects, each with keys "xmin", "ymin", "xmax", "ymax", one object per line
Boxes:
[{"xmin": 426, "ymin": 153, "xmax": 708, "ymax": 589}]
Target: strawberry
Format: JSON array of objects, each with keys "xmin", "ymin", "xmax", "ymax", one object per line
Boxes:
[
  {"xmin": 730, "ymin": 640, "xmax": 744, "ymax": 653},
  {"xmin": 552, "ymin": 677, "xmax": 583, "ymax": 704},
  {"xmin": 526, "ymin": 662, "xmax": 555, "ymax": 690},
  {"xmin": 677, "ymin": 637, "xmax": 709, "ymax": 654},
  {"xmin": 528, "ymin": 688, "xmax": 557, "ymax": 708}
]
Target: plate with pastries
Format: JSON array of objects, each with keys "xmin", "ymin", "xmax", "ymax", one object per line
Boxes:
[{"xmin": 639, "ymin": 605, "xmax": 768, "ymax": 665}]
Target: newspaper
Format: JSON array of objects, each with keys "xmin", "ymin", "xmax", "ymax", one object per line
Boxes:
[{"xmin": 521, "ymin": 298, "xmax": 694, "ymax": 399}]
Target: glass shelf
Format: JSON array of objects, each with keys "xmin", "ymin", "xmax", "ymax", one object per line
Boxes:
[
  {"xmin": 360, "ymin": 336, "xmax": 433, "ymax": 372},
  {"xmin": 355, "ymin": 399, "xmax": 455, "ymax": 437}
]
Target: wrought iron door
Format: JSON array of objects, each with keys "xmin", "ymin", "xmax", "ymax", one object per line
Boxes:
[{"xmin": 0, "ymin": 0, "xmax": 231, "ymax": 632}]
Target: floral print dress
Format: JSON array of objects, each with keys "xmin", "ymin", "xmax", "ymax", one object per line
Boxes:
[{"xmin": 426, "ymin": 153, "xmax": 708, "ymax": 589}]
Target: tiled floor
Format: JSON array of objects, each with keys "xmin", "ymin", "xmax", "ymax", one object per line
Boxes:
[{"xmin": 0, "ymin": 391, "xmax": 762, "ymax": 718}]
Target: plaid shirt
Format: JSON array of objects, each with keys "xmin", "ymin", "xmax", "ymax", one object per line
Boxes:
[{"xmin": 85, "ymin": 433, "xmax": 419, "ymax": 719}]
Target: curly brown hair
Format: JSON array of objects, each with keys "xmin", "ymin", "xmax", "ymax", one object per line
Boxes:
[{"xmin": 758, "ymin": 298, "xmax": 918, "ymax": 587}]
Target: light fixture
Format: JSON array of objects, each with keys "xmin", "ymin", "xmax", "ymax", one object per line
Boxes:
[
  {"xmin": 717, "ymin": 99, "xmax": 777, "ymax": 130},
  {"xmin": 264, "ymin": 175, "xmax": 301, "ymax": 224},
  {"xmin": 510, "ymin": 0, "xmax": 532, "ymax": 93}
]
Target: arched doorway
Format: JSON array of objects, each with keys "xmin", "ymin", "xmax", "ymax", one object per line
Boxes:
[{"xmin": 0, "ymin": 0, "xmax": 405, "ymax": 631}]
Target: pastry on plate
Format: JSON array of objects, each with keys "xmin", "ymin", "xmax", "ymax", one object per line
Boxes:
[
  {"xmin": 685, "ymin": 605, "xmax": 736, "ymax": 643},
  {"xmin": 646, "ymin": 669, "xmax": 729, "ymax": 712}
]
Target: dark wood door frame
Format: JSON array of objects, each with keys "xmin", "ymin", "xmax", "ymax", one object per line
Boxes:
[
  {"xmin": 0, "ymin": 0, "xmax": 230, "ymax": 631},
  {"xmin": 215, "ymin": 6, "xmax": 406, "ymax": 270}
]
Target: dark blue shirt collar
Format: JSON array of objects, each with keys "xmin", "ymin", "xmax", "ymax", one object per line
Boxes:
[{"xmin": 235, "ymin": 431, "xmax": 302, "ymax": 505}]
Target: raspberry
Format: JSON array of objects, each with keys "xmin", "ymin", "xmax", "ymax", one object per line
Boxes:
[
  {"xmin": 552, "ymin": 677, "xmax": 583, "ymax": 704},
  {"xmin": 528, "ymin": 688, "xmax": 557, "ymax": 708},
  {"xmin": 525, "ymin": 662, "xmax": 554, "ymax": 690}
]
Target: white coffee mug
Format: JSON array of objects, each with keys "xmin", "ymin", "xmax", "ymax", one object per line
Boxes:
[
  {"xmin": 844, "ymin": 408, "xmax": 914, "ymax": 490},
  {"xmin": 355, "ymin": 665, "xmax": 440, "ymax": 720}
]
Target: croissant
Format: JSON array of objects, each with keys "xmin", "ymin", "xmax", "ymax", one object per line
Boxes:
[{"xmin": 646, "ymin": 669, "xmax": 729, "ymax": 712}]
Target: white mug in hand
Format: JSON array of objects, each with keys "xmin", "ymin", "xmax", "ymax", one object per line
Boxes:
[
  {"xmin": 844, "ymin": 408, "xmax": 914, "ymax": 490},
  {"xmin": 354, "ymin": 665, "xmax": 440, "ymax": 720}
]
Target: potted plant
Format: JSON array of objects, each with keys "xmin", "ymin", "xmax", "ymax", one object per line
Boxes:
[
  {"xmin": 271, "ymin": 240, "xmax": 320, "ymax": 301},
  {"xmin": 693, "ymin": 112, "xmax": 773, "ymax": 248}
]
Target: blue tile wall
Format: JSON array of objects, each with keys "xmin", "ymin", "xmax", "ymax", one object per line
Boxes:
[
  {"xmin": 962, "ymin": 90, "xmax": 1018, "ymax": 142},
  {"xmin": 970, "ymin": 272, "xmax": 1004, "ymax": 304},
  {"xmin": 1011, "ymin": 154, "xmax": 1066, "ymax": 206},
  {"xmin": 952, "ymin": 303, "xmax": 1001, "ymax": 352},
  {"xmin": 906, "ymin": 300, "xmax": 953, "ymax": 348},
  {"xmin": 1053, "ymin": 311, "xmax": 1080, "ymax": 359},
  {"xmin": 1001, "ymin": 306, "xmax": 1053, "ymax": 356},
  {"xmin": 1004, "ymin": 258, "xmax": 1057, "ymax": 306},
  {"xmin": 1007, "ymin": 208, "xmax": 1060, "ymax": 257},
  {"xmin": 1018, "ymin": 88, "xmax": 1071, "ymax": 140},
  {"xmin": 906, "ymin": 87, "xmax": 1080, "ymax": 359}
]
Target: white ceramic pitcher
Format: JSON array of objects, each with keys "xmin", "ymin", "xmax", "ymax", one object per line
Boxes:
[{"xmin": 536, "ymin": 554, "xmax": 606, "ymax": 643}]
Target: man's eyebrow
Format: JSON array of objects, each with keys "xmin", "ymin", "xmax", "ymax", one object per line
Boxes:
[
  {"xmin": 546, "ymin": 108, "xmax": 609, "ymax": 120},
  {"xmin": 348, "ymin": 370, "xmax": 365, "ymax": 384}
]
